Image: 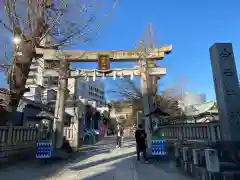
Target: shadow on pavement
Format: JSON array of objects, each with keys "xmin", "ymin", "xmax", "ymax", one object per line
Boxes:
[
  {"xmin": 81, "ymin": 155, "xmax": 136, "ymax": 180},
  {"xmin": 0, "ymin": 137, "xmax": 192, "ymax": 180},
  {"xmin": 69, "ymin": 151, "xmax": 136, "ymax": 171},
  {"xmin": 76, "ymin": 153, "xmax": 192, "ymax": 180},
  {"xmin": 0, "ymin": 138, "xmax": 119, "ymax": 180},
  {"xmin": 39, "ymin": 141, "xmax": 118, "ymax": 179},
  {"xmin": 40, "ymin": 137, "xmax": 135, "ymax": 179}
]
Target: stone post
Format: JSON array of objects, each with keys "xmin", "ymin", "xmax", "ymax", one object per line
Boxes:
[
  {"xmin": 7, "ymin": 122, "xmax": 13, "ymax": 145},
  {"xmin": 72, "ymin": 106, "xmax": 79, "ymax": 152},
  {"xmin": 208, "ymin": 124, "xmax": 217, "ymax": 144}
]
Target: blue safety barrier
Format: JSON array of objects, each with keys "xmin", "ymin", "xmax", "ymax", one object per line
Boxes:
[
  {"xmin": 151, "ymin": 140, "xmax": 167, "ymax": 156},
  {"xmin": 36, "ymin": 140, "xmax": 52, "ymax": 159}
]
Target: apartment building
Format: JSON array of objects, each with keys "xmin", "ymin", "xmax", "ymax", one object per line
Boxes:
[
  {"xmin": 25, "ymin": 53, "xmax": 105, "ymax": 106},
  {"xmin": 77, "ymin": 79, "xmax": 106, "ymax": 106}
]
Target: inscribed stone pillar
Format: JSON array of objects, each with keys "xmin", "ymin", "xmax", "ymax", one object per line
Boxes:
[{"xmin": 209, "ymin": 43, "xmax": 240, "ymax": 141}]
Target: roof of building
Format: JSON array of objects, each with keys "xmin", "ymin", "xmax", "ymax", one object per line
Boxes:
[
  {"xmin": 185, "ymin": 101, "xmax": 218, "ymax": 117},
  {"xmin": 146, "ymin": 107, "xmax": 170, "ymax": 117},
  {"xmin": 27, "ymin": 111, "xmax": 54, "ymax": 121}
]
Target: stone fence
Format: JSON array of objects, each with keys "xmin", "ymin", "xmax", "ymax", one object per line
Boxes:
[
  {"xmin": 157, "ymin": 121, "xmax": 221, "ymax": 144},
  {"xmin": 122, "ymin": 120, "xmax": 221, "ymax": 144},
  {"xmin": 0, "ymin": 125, "xmax": 74, "ymax": 163}
]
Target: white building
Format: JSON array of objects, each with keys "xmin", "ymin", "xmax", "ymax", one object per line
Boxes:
[
  {"xmin": 26, "ymin": 58, "xmax": 60, "ymax": 89},
  {"xmin": 77, "ymin": 79, "xmax": 105, "ymax": 106},
  {"xmin": 24, "ymin": 56, "xmax": 62, "ymax": 104},
  {"xmin": 181, "ymin": 92, "xmax": 206, "ymax": 106}
]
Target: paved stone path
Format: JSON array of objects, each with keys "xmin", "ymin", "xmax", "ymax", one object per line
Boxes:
[{"xmin": 0, "ymin": 137, "xmax": 192, "ymax": 180}]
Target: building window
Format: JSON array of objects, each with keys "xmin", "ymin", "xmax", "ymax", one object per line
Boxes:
[
  {"xmin": 43, "ymin": 76, "xmax": 59, "ymax": 87},
  {"xmin": 26, "ymin": 80, "xmax": 36, "ymax": 85},
  {"xmin": 28, "ymin": 74, "xmax": 36, "ymax": 79},
  {"xmin": 51, "ymin": 91, "xmax": 57, "ymax": 100},
  {"xmin": 31, "ymin": 60, "xmax": 38, "ymax": 66},
  {"xmin": 44, "ymin": 60, "xmax": 60, "ymax": 69},
  {"xmin": 30, "ymin": 68, "xmax": 38, "ymax": 72}
]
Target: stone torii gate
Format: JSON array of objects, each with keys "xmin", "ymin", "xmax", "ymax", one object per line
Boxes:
[{"xmin": 36, "ymin": 45, "xmax": 172, "ymax": 149}]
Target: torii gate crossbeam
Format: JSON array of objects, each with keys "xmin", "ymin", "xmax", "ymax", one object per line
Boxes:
[{"xmin": 35, "ymin": 45, "xmax": 172, "ymax": 62}]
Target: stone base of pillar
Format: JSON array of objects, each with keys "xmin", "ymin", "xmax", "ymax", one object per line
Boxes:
[
  {"xmin": 146, "ymin": 147, "xmax": 152, "ymax": 157},
  {"xmin": 71, "ymin": 146, "xmax": 79, "ymax": 152}
]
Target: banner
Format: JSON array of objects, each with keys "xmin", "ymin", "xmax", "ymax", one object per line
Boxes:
[
  {"xmin": 80, "ymin": 113, "xmax": 85, "ymax": 138},
  {"xmin": 99, "ymin": 123, "xmax": 105, "ymax": 137}
]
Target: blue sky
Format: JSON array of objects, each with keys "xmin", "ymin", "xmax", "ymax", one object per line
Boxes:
[{"xmin": 1, "ymin": 0, "xmax": 240, "ymax": 101}]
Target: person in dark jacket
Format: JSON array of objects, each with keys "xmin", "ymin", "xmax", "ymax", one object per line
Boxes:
[
  {"xmin": 116, "ymin": 124, "xmax": 122, "ymax": 148},
  {"xmin": 120, "ymin": 126, "xmax": 124, "ymax": 147},
  {"xmin": 135, "ymin": 124, "xmax": 148, "ymax": 162}
]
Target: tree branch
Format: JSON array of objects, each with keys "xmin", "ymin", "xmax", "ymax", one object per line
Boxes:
[
  {"xmin": 0, "ymin": 19, "xmax": 13, "ymax": 32},
  {"xmin": 107, "ymin": 89, "xmax": 140, "ymax": 100}
]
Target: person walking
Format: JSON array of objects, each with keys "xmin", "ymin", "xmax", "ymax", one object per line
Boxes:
[
  {"xmin": 135, "ymin": 124, "xmax": 148, "ymax": 163},
  {"xmin": 119, "ymin": 125, "xmax": 124, "ymax": 148},
  {"xmin": 116, "ymin": 124, "xmax": 121, "ymax": 149}
]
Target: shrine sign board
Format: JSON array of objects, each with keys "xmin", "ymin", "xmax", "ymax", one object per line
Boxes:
[{"xmin": 98, "ymin": 55, "xmax": 110, "ymax": 70}]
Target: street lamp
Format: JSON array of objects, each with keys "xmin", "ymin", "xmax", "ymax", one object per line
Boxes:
[
  {"xmin": 13, "ymin": 35, "xmax": 21, "ymax": 45},
  {"xmin": 13, "ymin": 27, "xmax": 22, "ymax": 45}
]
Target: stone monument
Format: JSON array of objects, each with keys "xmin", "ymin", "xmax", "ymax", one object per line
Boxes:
[{"xmin": 210, "ymin": 43, "xmax": 240, "ymax": 142}]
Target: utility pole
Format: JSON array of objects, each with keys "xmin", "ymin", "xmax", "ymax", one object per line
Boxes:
[{"xmin": 53, "ymin": 57, "xmax": 69, "ymax": 149}]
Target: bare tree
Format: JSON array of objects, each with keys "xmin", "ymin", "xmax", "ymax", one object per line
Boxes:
[
  {"xmin": 108, "ymin": 25, "xmax": 187, "ymax": 124},
  {"xmin": 108, "ymin": 78, "xmax": 186, "ymax": 120},
  {"xmin": 107, "ymin": 78, "xmax": 142, "ymax": 100},
  {"xmin": 0, "ymin": 0, "xmax": 119, "ymax": 125}
]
